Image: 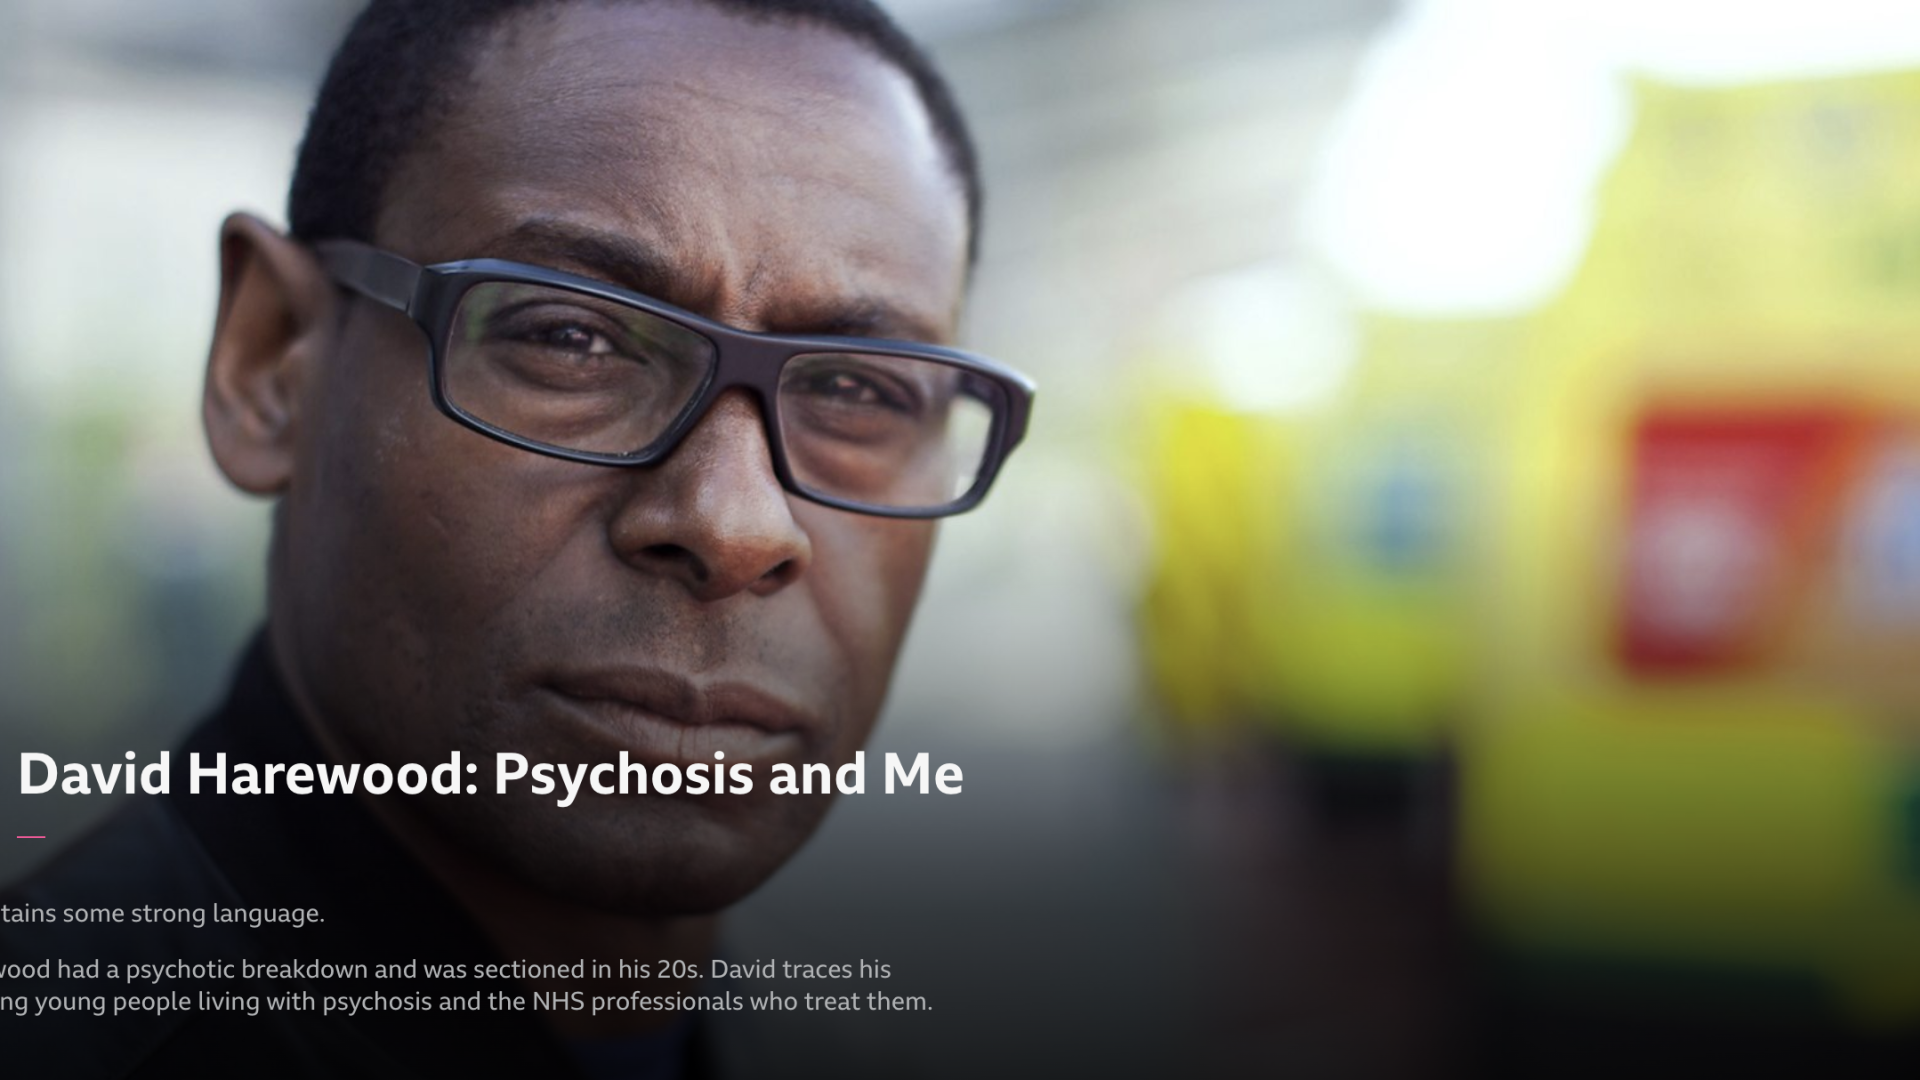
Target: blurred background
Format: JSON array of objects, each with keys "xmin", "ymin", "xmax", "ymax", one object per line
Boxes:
[{"xmin": 8, "ymin": 0, "xmax": 1920, "ymax": 1075}]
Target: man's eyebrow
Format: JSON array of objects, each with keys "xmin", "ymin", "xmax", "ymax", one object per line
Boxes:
[
  {"xmin": 805, "ymin": 299, "xmax": 948, "ymax": 345},
  {"xmin": 476, "ymin": 219, "xmax": 681, "ymax": 300},
  {"xmin": 473, "ymin": 218, "xmax": 950, "ymax": 343}
]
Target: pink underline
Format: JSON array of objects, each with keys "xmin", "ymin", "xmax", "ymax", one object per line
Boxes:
[{"xmin": 16, "ymin": 836, "xmax": 44, "ymax": 839}]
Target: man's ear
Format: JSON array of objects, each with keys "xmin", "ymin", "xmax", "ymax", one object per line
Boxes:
[{"xmin": 203, "ymin": 212, "xmax": 336, "ymax": 495}]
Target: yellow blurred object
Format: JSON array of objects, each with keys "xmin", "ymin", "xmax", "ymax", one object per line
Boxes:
[
  {"xmin": 1135, "ymin": 399, "xmax": 1295, "ymax": 732},
  {"xmin": 1135, "ymin": 309, "xmax": 1526, "ymax": 755},
  {"xmin": 1134, "ymin": 377, "xmax": 1481, "ymax": 755},
  {"xmin": 1137, "ymin": 64, "xmax": 1920, "ymax": 1029},
  {"xmin": 1462, "ymin": 690, "xmax": 1920, "ymax": 1025},
  {"xmin": 1462, "ymin": 69, "xmax": 1920, "ymax": 1029},
  {"xmin": 1261, "ymin": 406, "xmax": 1471, "ymax": 755}
]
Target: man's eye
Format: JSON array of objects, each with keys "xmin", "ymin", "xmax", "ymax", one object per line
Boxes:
[
  {"xmin": 814, "ymin": 372, "xmax": 886, "ymax": 405},
  {"xmin": 519, "ymin": 322, "xmax": 619, "ymax": 357},
  {"xmin": 792, "ymin": 368, "xmax": 916, "ymax": 414}
]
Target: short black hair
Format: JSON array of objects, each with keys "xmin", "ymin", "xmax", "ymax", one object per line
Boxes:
[{"xmin": 288, "ymin": 0, "xmax": 982, "ymax": 262}]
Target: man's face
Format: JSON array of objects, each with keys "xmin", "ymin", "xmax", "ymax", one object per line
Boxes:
[{"xmin": 273, "ymin": 2, "xmax": 969, "ymax": 914}]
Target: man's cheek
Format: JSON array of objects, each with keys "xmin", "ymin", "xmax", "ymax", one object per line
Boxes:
[
  {"xmin": 869, "ymin": 521, "xmax": 937, "ymax": 643},
  {"xmin": 823, "ymin": 530, "xmax": 934, "ymax": 743},
  {"xmin": 389, "ymin": 451, "xmax": 577, "ymax": 627}
]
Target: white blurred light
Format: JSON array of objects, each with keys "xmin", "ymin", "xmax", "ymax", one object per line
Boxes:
[
  {"xmin": 1302, "ymin": 0, "xmax": 1920, "ymax": 315},
  {"xmin": 1164, "ymin": 264, "xmax": 1356, "ymax": 414}
]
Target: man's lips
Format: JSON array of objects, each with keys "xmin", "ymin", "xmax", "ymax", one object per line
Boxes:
[{"xmin": 539, "ymin": 668, "xmax": 818, "ymax": 763}]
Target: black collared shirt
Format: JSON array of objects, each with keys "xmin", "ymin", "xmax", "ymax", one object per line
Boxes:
[{"xmin": 0, "ymin": 636, "xmax": 690, "ymax": 1078}]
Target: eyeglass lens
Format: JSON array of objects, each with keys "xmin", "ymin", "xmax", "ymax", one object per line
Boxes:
[{"xmin": 445, "ymin": 280, "xmax": 998, "ymax": 511}]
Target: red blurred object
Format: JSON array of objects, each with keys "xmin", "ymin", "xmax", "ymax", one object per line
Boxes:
[{"xmin": 1617, "ymin": 406, "xmax": 1867, "ymax": 675}]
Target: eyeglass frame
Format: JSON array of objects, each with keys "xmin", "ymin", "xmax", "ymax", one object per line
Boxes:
[{"xmin": 310, "ymin": 239, "xmax": 1036, "ymax": 519}]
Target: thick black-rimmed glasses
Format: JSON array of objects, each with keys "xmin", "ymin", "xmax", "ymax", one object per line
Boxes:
[{"xmin": 312, "ymin": 240, "xmax": 1035, "ymax": 518}]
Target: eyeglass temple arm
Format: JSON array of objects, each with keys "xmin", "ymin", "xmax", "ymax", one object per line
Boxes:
[{"xmin": 312, "ymin": 240, "xmax": 421, "ymax": 315}]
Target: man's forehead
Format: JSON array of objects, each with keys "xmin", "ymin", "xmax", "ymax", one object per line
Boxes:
[
  {"xmin": 374, "ymin": 0, "xmax": 968, "ymax": 335},
  {"xmin": 468, "ymin": 2, "xmax": 920, "ymax": 126}
]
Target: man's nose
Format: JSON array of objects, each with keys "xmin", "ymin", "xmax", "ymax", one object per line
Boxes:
[{"xmin": 606, "ymin": 389, "xmax": 812, "ymax": 600}]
